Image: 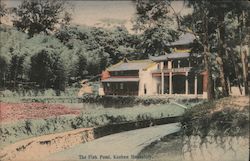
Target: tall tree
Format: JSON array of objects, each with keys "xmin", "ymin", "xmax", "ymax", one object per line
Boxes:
[
  {"xmin": 182, "ymin": 1, "xmax": 250, "ymax": 98},
  {"xmin": 8, "ymin": 55, "xmax": 25, "ymax": 89},
  {"xmin": 237, "ymin": 7, "xmax": 250, "ymax": 95},
  {"xmin": 30, "ymin": 49, "xmax": 66, "ymax": 90},
  {"xmin": 140, "ymin": 26, "xmax": 177, "ymax": 56},
  {"xmin": 181, "ymin": 1, "xmax": 216, "ymax": 100},
  {"xmin": 134, "ymin": 0, "xmax": 178, "ymax": 56},
  {"xmin": 12, "ymin": 0, "xmax": 70, "ymax": 36}
]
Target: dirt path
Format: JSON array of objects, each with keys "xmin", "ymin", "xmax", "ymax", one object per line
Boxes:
[{"xmin": 46, "ymin": 123, "xmax": 180, "ymax": 161}]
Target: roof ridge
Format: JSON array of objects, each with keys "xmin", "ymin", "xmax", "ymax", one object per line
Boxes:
[{"xmin": 127, "ymin": 59, "xmax": 152, "ymax": 63}]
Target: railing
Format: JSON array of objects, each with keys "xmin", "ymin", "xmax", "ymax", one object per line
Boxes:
[
  {"xmin": 104, "ymin": 90, "xmax": 138, "ymax": 96},
  {"xmin": 152, "ymin": 67, "xmax": 192, "ymax": 73}
]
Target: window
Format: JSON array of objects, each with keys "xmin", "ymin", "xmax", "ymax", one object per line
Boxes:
[
  {"xmin": 107, "ymin": 83, "xmax": 110, "ymax": 87},
  {"xmin": 164, "ymin": 61, "xmax": 168, "ymax": 69},
  {"xmin": 144, "ymin": 84, "xmax": 147, "ymax": 94}
]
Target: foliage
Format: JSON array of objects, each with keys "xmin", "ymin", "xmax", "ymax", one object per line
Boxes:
[
  {"xmin": 140, "ymin": 26, "xmax": 178, "ymax": 55},
  {"xmin": 30, "ymin": 49, "xmax": 67, "ymax": 90},
  {"xmin": 134, "ymin": 0, "xmax": 178, "ymax": 57},
  {"xmin": 0, "ymin": 1, "xmax": 7, "ymax": 24},
  {"xmin": 12, "ymin": 0, "xmax": 70, "ymax": 36},
  {"xmin": 182, "ymin": 1, "xmax": 250, "ymax": 97},
  {"xmin": 0, "ymin": 24, "xmax": 140, "ymax": 91},
  {"xmin": 134, "ymin": 0, "xmax": 172, "ymax": 31},
  {"xmin": 181, "ymin": 99, "xmax": 249, "ymax": 137}
]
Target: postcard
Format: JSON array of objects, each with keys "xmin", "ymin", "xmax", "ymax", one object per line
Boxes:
[{"xmin": 0, "ymin": 0, "xmax": 249, "ymax": 161}]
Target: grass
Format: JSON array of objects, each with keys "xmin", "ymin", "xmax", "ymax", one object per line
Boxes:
[{"xmin": 0, "ymin": 103, "xmax": 185, "ymax": 148}]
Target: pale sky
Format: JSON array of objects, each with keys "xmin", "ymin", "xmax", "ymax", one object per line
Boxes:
[{"xmin": 3, "ymin": 0, "xmax": 192, "ymax": 31}]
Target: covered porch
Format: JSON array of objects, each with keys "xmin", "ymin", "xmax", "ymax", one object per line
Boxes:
[
  {"xmin": 102, "ymin": 78, "xmax": 139, "ymax": 96},
  {"xmin": 152, "ymin": 71, "xmax": 207, "ymax": 98}
]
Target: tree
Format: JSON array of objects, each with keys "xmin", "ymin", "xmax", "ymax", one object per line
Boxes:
[
  {"xmin": 189, "ymin": 1, "xmax": 250, "ymax": 97},
  {"xmin": 0, "ymin": 1, "xmax": 7, "ymax": 24},
  {"xmin": 12, "ymin": 0, "xmax": 70, "ymax": 36},
  {"xmin": 8, "ymin": 55, "xmax": 25, "ymax": 89},
  {"xmin": 140, "ymin": 26, "xmax": 178, "ymax": 56},
  {"xmin": 0, "ymin": 55, "xmax": 8, "ymax": 89},
  {"xmin": 181, "ymin": 1, "xmax": 216, "ymax": 100},
  {"xmin": 30, "ymin": 49, "xmax": 66, "ymax": 90},
  {"xmin": 187, "ymin": 1, "xmax": 250, "ymax": 96},
  {"xmin": 134, "ymin": 0, "xmax": 178, "ymax": 57},
  {"xmin": 237, "ymin": 9, "xmax": 250, "ymax": 95},
  {"xmin": 133, "ymin": 0, "xmax": 171, "ymax": 31},
  {"xmin": 76, "ymin": 54, "xmax": 88, "ymax": 79},
  {"xmin": 30, "ymin": 50, "xmax": 54, "ymax": 89}
]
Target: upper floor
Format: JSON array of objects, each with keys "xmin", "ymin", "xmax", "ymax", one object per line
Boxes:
[{"xmin": 101, "ymin": 59, "xmax": 156, "ymax": 79}]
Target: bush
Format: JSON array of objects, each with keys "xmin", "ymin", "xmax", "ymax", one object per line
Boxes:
[
  {"xmin": 44, "ymin": 89, "xmax": 57, "ymax": 97},
  {"xmin": 181, "ymin": 101, "xmax": 249, "ymax": 137},
  {"xmin": 0, "ymin": 90, "xmax": 14, "ymax": 97}
]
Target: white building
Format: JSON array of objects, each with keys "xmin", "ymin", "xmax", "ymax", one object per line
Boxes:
[{"xmin": 101, "ymin": 33, "xmax": 208, "ymax": 99}]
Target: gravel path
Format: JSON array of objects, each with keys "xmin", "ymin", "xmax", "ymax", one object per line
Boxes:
[{"xmin": 47, "ymin": 123, "xmax": 180, "ymax": 161}]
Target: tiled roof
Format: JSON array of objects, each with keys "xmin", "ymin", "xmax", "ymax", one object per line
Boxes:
[
  {"xmin": 107, "ymin": 60, "xmax": 155, "ymax": 71},
  {"xmin": 169, "ymin": 33, "xmax": 196, "ymax": 46},
  {"xmin": 149, "ymin": 53, "xmax": 190, "ymax": 61},
  {"xmin": 102, "ymin": 78, "xmax": 139, "ymax": 82}
]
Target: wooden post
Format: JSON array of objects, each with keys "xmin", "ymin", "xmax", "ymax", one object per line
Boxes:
[
  {"xmin": 161, "ymin": 62, "xmax": 164, "ymax": 94},
  {"xmin": 168, "ymin": 60, "xmax": 173, "ymax": 95},
  {"xmin": 169, "ymin": 72, "xmax": 173, "ymax": 95},
  {"xmin": 161, "ymin": 72, "xmax": 164, "ymax": 95},
  {"xmin": 185, "ymin": 72, "xmax": 188, "ymax": 95},
  {"xmin": 195, "ymin": 74, "xmax": 198, "ymax": 96},
  {"xmin": 168, "ymin": 60, "xmax": 172, "ymax": 69}
]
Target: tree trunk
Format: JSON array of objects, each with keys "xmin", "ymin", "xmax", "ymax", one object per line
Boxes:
[
  {"xmin": 229, "ymin": 49, "xmax": 243, "ymax": 95},
  {"xmin": 204, "ymin": 47, "xmax": 215, "ymax": 100},
  {"xmin": 241, "ymin": 45, "xmax": 249, "ymax": 95},
  {"xmin": 203, "ymin": 9, "xmax": 214, "ymax": 100},
  {"xmin": 240, "ymin": 10, "xmax": 249, "ymax": 95},
  {"xmin": 217, "ymin": 11, "xmax": 229, "ymax": 97}
]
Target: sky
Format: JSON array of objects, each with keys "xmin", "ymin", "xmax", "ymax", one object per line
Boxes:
[{"xmin": 3, "ymin": 0, "xmax": 192, "ymax": 31}]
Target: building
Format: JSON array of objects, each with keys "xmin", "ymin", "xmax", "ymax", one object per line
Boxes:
[
  {"xmin": 101, "ymin": 33, "xmax": 208, "ymax": 98},
  {"xmin": 101, "ymin": 59, "xmax": 158, "ymax": 96}
]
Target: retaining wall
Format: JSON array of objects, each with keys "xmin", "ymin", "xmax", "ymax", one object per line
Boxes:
[{"xmin": 0, "ymin": 116, "xmax": 181, "ymax": 161}]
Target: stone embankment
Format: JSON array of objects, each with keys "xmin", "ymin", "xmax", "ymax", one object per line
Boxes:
[
  {"xmin": 0, "ymin": 128, "xmax": 94, "ymax": 161},
  {"xmin": 0, "ymin": 116, "xmax": 181, "ymax": 161}
]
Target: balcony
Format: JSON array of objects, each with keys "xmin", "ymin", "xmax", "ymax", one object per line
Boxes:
[{"xmin": 152, "ymin": 67, "xmax": 192, "ymax": 74}]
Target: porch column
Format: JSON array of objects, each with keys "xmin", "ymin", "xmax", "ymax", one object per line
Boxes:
[
  {"xmin": 161, "ymin": 62, "xmax": 164, "ymax": 95},
  {"xmin": 178, "ymin": 60, "xmax": 180, "ymax": 68},
  {"xmin": 161, "ymin": 72, "xmax": 164, "ymax": 94},
  {"xmin": 169, "ymin": 72, "xmax": 173, "ymax": 95},
  {"xmin": 194, "ymin": 74, "xmax": 198, "ymax": 96},
  {"xmin": 188, "ymin": 58, "xmax": 191, "ymax": 67},
  {"xmin": 185, "ymin": 72, "xmax": 189, "ymax": 95}
]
